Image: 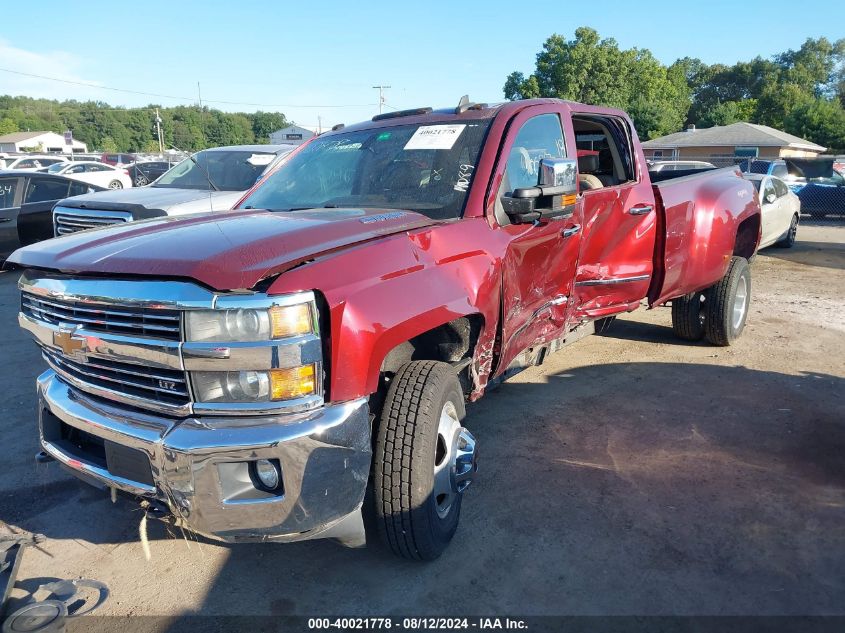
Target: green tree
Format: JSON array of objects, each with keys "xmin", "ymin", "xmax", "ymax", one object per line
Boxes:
[
  {"xmin": 783, "ymin": 98, "xmax": 845, "ymax": 150},
  {"xmin": 0, "ymin": 117, "xmax": 17, "ymax": 135},
  {"xmin": 503, "ymin": 27, "xmax": 690, "ymax": 139},
  {"xmin": 100, "ymin": 136, "xmax": 118, "ymax": 153},
  {"xmin": 250, "ymin": 111, "xmax": 289, "ymax": 142}
]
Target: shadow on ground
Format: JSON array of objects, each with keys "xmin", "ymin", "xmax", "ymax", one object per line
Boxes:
[
  {"xmin": 759, "ymin": 237, "xmax": 845, "ymax": 271},
  {"xmin": 4, "ymin": 362, "xmax": 843, "ymax": 618}
]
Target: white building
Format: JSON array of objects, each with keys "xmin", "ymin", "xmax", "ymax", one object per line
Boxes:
[
  {"xmin": 269, "ymin": 125, "xmax": 316, "ymax": 146},
  {"xmin": 0, "ymin": 131, "xmax": 88, "ymax": 154}
]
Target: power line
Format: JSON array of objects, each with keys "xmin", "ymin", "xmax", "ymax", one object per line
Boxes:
[{"xmin": 0, "ymin": 67, "xmax": 378, "ymax": 109}]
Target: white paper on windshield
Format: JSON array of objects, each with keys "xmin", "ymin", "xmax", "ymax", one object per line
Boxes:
[
  {"xmin": 247, "ymin": 154, "xmax": 275, "ymax": 166},
  {"xmin": 404, "ymin": 125, "xmax": 466, "ymax": 150}
]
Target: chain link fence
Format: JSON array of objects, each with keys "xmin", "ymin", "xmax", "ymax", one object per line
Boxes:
[{"xmin": 660, "ymin": 155, "xmax": 845, "ymax": 223}]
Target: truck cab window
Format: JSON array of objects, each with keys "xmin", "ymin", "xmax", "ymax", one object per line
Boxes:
[
  {"xmin": 501, "ymin": 114, "xmax": 566, "ymax": 195},
  {"xmin": 572, "ymin": 115, "xmax": 635, "ymax": 189}
]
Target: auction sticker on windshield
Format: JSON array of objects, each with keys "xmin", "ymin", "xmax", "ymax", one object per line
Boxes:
[
  {"xmin": 247, "ymin": 154, "xmax": 275, "ymax": 166},
  {"xmin": 404, "ymin": 124, "xmax": 466, "ymax": 150}
]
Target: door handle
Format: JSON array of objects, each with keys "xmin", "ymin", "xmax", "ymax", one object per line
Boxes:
[
  {"xmin": 628, "ymin": 205, "xmax": 653, "ymax": 216},
  {"xmin": 561, "ymin": 224, "xmax": 581, "ymax": 238}
]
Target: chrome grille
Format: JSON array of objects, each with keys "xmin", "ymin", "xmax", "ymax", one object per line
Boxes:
[
  {"xmin": 54, "ymin": 208, "xmax": 131, "ymax": 235},
  {"xmin": 42, "ymin": 348, "xmax": 190, "ymax": 407},
  {"xmin": 22, "ymin": 292, "xmax": 181, "ymax": 341}
]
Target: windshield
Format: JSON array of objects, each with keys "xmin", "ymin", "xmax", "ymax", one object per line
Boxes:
[
  {"xmin": 239, "ymin": 121, "xmax": 492, "ymax": 220},
  {"xmin": 153, "ymin": 150, "xmax": 276, "ymax": 191},
  {"xmin": 46, "ymin": 163, "xmax": 66, "ymax": 173}
]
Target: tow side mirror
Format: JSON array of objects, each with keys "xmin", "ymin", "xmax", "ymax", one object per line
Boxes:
[
  {"xmin": 501, "ymin": 158, "xmax": 578, "ymax": 224},
  {"xmin": 765, "ymin": 192, "xmax": 777, "ymax": 204}
]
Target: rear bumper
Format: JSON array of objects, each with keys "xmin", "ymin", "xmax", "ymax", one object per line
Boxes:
[{"xmin": 37, "ymin": 370, "xmax": 372, "ymax": 546}]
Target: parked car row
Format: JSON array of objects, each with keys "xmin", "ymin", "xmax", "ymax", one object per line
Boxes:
[{"xmin": 0, "ymin": 144, "xmax": 294, "ymax": 255}]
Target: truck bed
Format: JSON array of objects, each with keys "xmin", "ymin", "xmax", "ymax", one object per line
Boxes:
[{"xmin": 648, "ymin": 166, "xmax": 759, "ymax": 306}]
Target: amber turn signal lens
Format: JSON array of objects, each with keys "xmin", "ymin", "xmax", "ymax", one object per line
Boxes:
[
  {"xmin": 270, "ymin": 364, "xmax": 316, "ymax": 400},
  {"xmin": 269, "ymin": 304, "xmax": 312, "ymax": 338}
]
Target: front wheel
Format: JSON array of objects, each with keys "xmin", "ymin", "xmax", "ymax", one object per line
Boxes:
[
  {"xmin": 108, "ymin": 179, "xmax": 123, "ymax": 189},
  {"xmin": 703, "ymin": 256, "xmax": 751, "ymax": 346},
  {"xmin": 373, "ymin": 361, "xmax": 478, "ymax": 560}
]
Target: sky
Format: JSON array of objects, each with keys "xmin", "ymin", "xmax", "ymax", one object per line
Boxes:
[{"xmin": 1, "ymin": 0, "xmax": 842, "ymax": 132}]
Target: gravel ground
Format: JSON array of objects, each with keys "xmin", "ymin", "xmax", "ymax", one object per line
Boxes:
[{"xmin": 1, "ymin": 223, "xmax": 843, "ymax": 622}]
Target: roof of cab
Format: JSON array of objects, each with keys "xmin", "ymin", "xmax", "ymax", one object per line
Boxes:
[{"xmin": 319, "ymin": 98, "xmax": 631, "ymax": 137}]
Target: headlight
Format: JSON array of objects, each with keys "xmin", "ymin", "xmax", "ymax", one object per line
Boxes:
[
  {"xmin": 192, "ymin": 365, "xmax": 317, "ymax": 403},
  {"xmin": 186, "ymin": 304, "xmax": 313, "ymax": 342}
]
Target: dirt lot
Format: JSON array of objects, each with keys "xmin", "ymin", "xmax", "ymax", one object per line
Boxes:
[{"xmin": 1, "ymin": 223, "xmax": 843, "ymax": 620}]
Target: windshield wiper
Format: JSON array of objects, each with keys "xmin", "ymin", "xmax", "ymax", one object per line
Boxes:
[{"xmin": 262, "ymin": 204, "xmax": 340, "ymax": 212}]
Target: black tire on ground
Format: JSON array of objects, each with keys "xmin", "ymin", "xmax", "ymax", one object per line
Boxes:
[
  {"xmin": 373, "ymin": 360, "xmax": 467, "ymax": 561},
  {"xmin": 671, "ymin": 291, "xmax": 706, "ymax": 341},
  {"xmin": 775, "ymin": 214, "xmax": 798, "ymax": 248},
  {"xmin": 703, "ymin": 256, "xmax": 751, "ymax": 347}
]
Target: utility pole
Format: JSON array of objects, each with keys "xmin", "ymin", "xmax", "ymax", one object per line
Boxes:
[
  {"xmin": 155, "ymin": 108, "xmax": 163, "ymax": 154},
  {"xmin": 317, "ymin": 115, "xmax": 322, "ymax": 134},
  {"xmin": 372, "ymin": 85, "xmax": 391, "ymax": 114}
]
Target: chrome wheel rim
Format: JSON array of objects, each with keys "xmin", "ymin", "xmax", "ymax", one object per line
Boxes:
[
  {"xmin": 432, "ymin": 401, "xmax": 477, "ymax": 519},
  {"xmin": 732, "ymin": 274, "xmax": 748, "ymax": 330},
  {"xmin": 789, "ymin": 217, "xmax": 798, "ymax": 242},
  {"xmin": 109, "ymin": 181, "xmax": 122, "ymax": 189}
]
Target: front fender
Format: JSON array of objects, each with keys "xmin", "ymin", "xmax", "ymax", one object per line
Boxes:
[{"xmin": 267, "ymin": 218, "xmax": 502, "ymax": 402}]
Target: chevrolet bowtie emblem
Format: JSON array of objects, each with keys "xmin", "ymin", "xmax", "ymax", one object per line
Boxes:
[{"xmin": 53, "ymin": 328, "xmax": 87, "ymax": 360}]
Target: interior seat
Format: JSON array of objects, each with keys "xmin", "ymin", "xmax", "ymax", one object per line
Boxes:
[{"xmin": 578, "ymin": 154, "xmax": 604, "ymax": 191}]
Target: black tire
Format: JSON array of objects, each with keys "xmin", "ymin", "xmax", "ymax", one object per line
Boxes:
[
  {"xmin": 374, "ymin": 360, "xmax": 469, "ymax": 561},
  {"xmin": 775, "ymin": 214, "xmax": 798, "ymax": 248},
  {"xmin": 671, "ymin": 291, "xmax": 706, "ymax": 341},
  {"xmin": 108, "ymin": 180, "xmax": 123, "ymax": 189},
  {"xmin": 703, "ymin": 256, "xmax": 750, "ymax": 346},
  {"xmin": 135, "ymin": 174, "xmax": 149, "ymax": 186}
]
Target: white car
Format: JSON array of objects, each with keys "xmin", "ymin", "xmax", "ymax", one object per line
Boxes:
[
  {"xmin": 1, "ymin": 155, "xmax": 69, "ymax": 170},
  {"xmin": 745, "ymin": 173, "xmax": 800, "ymax": 249},
  {"xmin": 45, "ymin": 161, "xmax": 133, "ymax": 189}
]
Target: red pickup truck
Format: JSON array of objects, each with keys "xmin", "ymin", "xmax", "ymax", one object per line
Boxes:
[{"xmin": 8, "ymin": 98, "xmax": 760, "ymax": 560}]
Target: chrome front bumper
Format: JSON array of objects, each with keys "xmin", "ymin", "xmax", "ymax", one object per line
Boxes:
[{"xmin": 37, "ymin": 370, "xmax": 372, "ymax": 546}]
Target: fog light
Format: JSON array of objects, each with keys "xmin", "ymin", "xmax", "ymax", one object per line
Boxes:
[{"xmin": 252, "ymin": 459, "xmax": 281, "ymax": 491}]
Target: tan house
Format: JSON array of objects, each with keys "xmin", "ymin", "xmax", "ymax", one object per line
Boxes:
[{"xmin": 642, "ymin": 122, "xmax": 825, "ymax": 164}]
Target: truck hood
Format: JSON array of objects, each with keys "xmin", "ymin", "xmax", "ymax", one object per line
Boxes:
[
  {"xmin": 7, "ymin": 208, "xmax": 436, "ymax": 291},
  {"xmin": 61, "ymin": 187, "xmax": 240, "ymax": 211}
]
